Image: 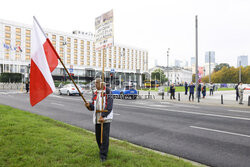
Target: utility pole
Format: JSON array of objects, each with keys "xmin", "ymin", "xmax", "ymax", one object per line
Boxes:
[
  {"xmin": 167, "ymin": 48, "xmax": 170, "ymax": 95},
  {"xmin": 195, "ymin": 15, "xmax": 199, "ymax": 98},
  {"xmin": 209, "ymin": 51, "xmax": 211, "ymax": 83},
  {"xmin": 239, "ymin": 61, "xmax": 241, "ymax": 82}
]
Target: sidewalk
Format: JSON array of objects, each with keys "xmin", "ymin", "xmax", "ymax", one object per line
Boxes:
[{"xmin": 138, "ymin": 90, "xmax": 250, "ymax": 109}]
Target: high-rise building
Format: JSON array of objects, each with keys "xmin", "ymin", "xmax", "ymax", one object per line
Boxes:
[
  {"xmin": 237, "ymin": 55, "xmax": 248, "ymax": 67},
  {"xmin": 0, "ymin": 18, "xmax": 148, "ymax": 84},
  {"xmin": 191, "ymin": 57, "xmax": 195, "ymax": 66},
  {"xmin": 205, "ymin": 51, "xmax": 215, "ymax": 63}
]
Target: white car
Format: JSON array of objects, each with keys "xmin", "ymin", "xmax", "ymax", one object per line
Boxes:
[{"xmin": 59, "ymin": 84, "xmax": 84, "ymax": 96}]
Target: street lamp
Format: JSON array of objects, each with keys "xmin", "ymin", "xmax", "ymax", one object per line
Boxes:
[{"xmin": 166, "ymin": 48, "xmax": 170, "ymax": 95}]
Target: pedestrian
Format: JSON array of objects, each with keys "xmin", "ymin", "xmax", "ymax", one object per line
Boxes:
[
  {"xmin": 170, "ymin": 83, "xmax": 176, "ymax": 100},
  {"xmin": 25, "ymin": 81, "xmax": 29, "ymax": 93},
  {"xmin": 85, "ymin": 78, "xmax": 113, "ymax": 162},
  {"xmin": 209, "ymin": 82, "xmax": 214, "ymax": 96},
  {"xmin": 188, "ymin": 82, "xmax": 195, "ymax": 101},
  {"xmin": 202, "ymin": 82, "xmax": 206, "ymax": 98},
  {"xmin": 238, "ymin": 82, "xmax": 245, "ymax": 104},
  {"xmin": 184, "ymin": 82, "xmax": 188, "ymax": 95},
  {"xmin": 235, "ymin": 83, "xmax": 240, "ymax": 101},
  {"xmin": 197, "ymin": 83, "xmax": 201, "ymax": 100}
]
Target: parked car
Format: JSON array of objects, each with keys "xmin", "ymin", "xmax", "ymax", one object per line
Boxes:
[
  {"xmin": 112, "ymin": 86, "xmax": 138, "ymax": 99},
  {"xmin": 59, "ymin": 84, "xmax": 84, "ymax": 96}
]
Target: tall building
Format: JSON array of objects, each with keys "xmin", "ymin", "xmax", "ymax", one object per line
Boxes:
[
  {"xmin": 0, "ymin": 18, "xmax": 148, "ymax": 85},
  {"xmin": 237, "ymin": 55, "xmax": 248, "ymax": 67},
  {"xmin": 191, "ymin": 57, "xmax": 195, "ymax": 66},
  {"xmin": 205, "ymin": 51, "xmax": 215, "ymax": 63},
  {"xmin": 204, "ymin": 51, "xmax": 216, "ymax": 76}
]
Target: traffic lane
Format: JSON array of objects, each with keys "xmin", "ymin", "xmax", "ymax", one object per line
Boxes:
[
  {"xmin": 112, "ymin": 104, "xmax": 250, "ymax": 167},
  {"xmin": 114, "ymin": 103, "xmax": 250, "ymax": 141}
]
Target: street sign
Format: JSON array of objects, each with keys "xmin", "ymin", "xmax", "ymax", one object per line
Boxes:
[{"xmin": 111, "ymin": 68, "xmax": 115, "ymax": 73}]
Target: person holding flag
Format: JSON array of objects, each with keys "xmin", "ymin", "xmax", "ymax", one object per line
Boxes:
[{"xmin": 85, "ymin": 78, "xmax": 113, "ymax": 162}]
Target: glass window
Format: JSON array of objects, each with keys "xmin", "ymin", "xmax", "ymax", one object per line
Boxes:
[
  {"xmin": 16, "ymin": 34, "xmax": 21, "ymax": 40},
  {"xmin": 67, "ymin": 38, "xmax": 71, "ymax": 42},
  {"xmin": 5, "ymin": 33, "xmax": 11, "ymax": 38},
  {"xmin": 52, "ymin": 35, "xmax": 56, "ymax": 39},
  {"xmin": 5, "ymin": 26, "xmax": 11, "ymax": 32},
  {"xmin": 16, "ymin": 28, "xmax": 21, "ymax": 34},
  {"xmin": 26, "ymin": 30, "xmax": 31, "ymax": 36},
  {"xmin": 26, "ymin": 36, "xmax": 30, "ymax": 41}
]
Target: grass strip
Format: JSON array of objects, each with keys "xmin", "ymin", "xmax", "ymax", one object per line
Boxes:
[{"xmin": 0, "ymin": 105, "xmax": 201, "ymax": 167}]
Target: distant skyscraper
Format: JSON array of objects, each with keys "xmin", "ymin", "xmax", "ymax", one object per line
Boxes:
[
  {"xmin": 191, "ymin": 57, "xmax": 195, "ymax": 66},
  {"xmin": 175, "ymin": 60, "xmax": 182, "ymax": 67},
  {"xmin": 205, "ymin": 51, "xmax": 215, "ymax": 63},
  {"xmin": 237, "ymin": 55, "xmax": 248, "ymax": 67}
]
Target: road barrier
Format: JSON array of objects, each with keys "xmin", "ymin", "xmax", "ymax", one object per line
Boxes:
[
  {"xmin": 248, "ymin": 95, "xmax": 250, "ymax": 106},
  {"xmin": 178, "ymin": 93, "xmax": 180, "ymax": 101}
]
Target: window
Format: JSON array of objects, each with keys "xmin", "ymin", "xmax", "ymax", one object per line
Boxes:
[
  {"xmin": 5, "ymin": 39, "xmax": 10, "ymax": 45},
  {"xmin": 16, "ymin": 34, "xmax": 21, "ymax": 40},
  {"xmin": 26, "ymin": 36, "xmax": 30, "ymax": 41},
  {"xmin": 5, "ymin": 33, "xmax": 11, "ymax": 38},
  {"xmin": 5, "ymin": 26, "xmax": 11, "ymax": 32},
  {"xmin": 16, "ymin": 28, "xmax": 21, "ymax": 33},
  {"xmin": 67, "ymin": 38, "xmax": 71, "ymax": 42},
  {"xmin": 25, "ymin": 43, "xmax": 30, "ymax": 48},
  {"xmin": 52, "ymin": 35, "xmax": 56, "ymax": 40},
  {"xmin": 26, "ymin": 30, "xmax": 31, "ymax": 36}
]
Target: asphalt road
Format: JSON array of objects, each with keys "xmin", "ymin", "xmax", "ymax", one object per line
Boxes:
[{"xmin": 1, "ymin": 91, "xmax": 250, "ymax": 167}]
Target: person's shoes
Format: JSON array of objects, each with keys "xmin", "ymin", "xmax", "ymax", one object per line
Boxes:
[
  {"xmin": 239, "ymin": 103, "xmax": 244, "ymax": 105},
  {"xmin": 100, "ymin": 157, "xmax": 106, "ymax": 162}
]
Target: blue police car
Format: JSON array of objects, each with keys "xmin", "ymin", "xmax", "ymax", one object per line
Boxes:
[{"xmin": 112, "ymin": 86, "xmax": 138, "ymax": 99}]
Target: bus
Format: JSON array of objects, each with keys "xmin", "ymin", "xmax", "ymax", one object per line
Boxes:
[
  {"xmin": 151, "ymin": 80, "xmax": 160, "ymax": 88},
  {"xmin": 144, "ymin": 80, "xmax": 151, "ymax": 88}
]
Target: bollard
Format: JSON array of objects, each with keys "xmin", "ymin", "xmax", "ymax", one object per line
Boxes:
[
  {"xmin": 221, "ymin": 94, "xmax": 223, "ymax": 104},
  {"xmin": 178, "ymin": 93, "xmax": 180, "ymax": 101},
  {"xmin": 148, "ymin": 91, "xmax": 150, "ymax": 95},
  {"xmin": 162, "ymin": 92, "xmax": 164, "ymax": 100},
  {"xmin": 248, "ymin": 95, "xmax": 250, "ymax": 106}
]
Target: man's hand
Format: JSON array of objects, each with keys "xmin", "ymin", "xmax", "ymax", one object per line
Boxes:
[
  {"xmin": 85, "ymin": 102, "xmax": 90, "ymax": 110},
  {"xmin": 98, "ymin": 116, "xmax": 105, "ymax": 123}
]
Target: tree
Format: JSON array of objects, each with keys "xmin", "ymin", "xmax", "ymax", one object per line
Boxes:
[
  {"xmin": 151, "ymin": 69, "xmax": 167, "ymax": 85},
  {"xmin": 214, "ymin": 63, "xmax": 230, "ymax": 72}
]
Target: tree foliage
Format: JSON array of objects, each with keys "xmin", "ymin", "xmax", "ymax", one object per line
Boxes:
[
  {"xmin": 151, "ymin": 69, "xmax": 168, "ymax": 85},
  {"xmin": 0, "ymin": 73, "xmax": 22, "ymax": 83},
  {"xmin": 201, "ymin": 66, "xmax": 250, "ymax": 83},
  {"xmin": 214, "ymin": 63, "xmax": 230, "ymax": 72}
]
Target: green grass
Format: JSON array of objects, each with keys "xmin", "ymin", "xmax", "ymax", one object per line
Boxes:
[{"xmin": 0, "ymin": 105, "xmax": 200, "ymax": 167}]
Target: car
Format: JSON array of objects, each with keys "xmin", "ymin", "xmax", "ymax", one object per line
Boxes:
[
  {"xmin": 59, "ymin": 84, "xmax": 84, "ymax": 96},
  {"xmin": 112, "ymin": 86, "xmax": 138, "ymax": 99}
]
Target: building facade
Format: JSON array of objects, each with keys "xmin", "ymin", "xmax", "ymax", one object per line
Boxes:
[
  {"xmin": 0, "ymin": 19, "xmax": 148, "ymax": 85},
  {"xmin": 149, "ymin": 66, "xmax": 192, "ymax": 85},
  {"xmin": 237, "ymin": 55, "xmax": 248, "ymax": 67}
]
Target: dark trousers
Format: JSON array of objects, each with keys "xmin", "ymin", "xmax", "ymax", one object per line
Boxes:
[
  {"xmin": 189, "ymin": 92, "xmax": 194, "ymax": 101},
  {"xmin": 95, "ymin": 123, "xmax": 110, "ymax": 159},
  {"xmin": 236, "ymin": 92, "xmax": 239, "ymax": 101},
  {"xmin": 170, "ymin": 92, "xmax": 175, "ymax": 99},
  {"xmin": 210, "ymin": 89, "xmax": 213, "ymax": 95},
  {"xmin": 185, "ymin": 88, "xmax": 188, "ymax": 95}
]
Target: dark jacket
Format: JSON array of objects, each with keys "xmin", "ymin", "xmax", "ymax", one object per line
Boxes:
[
  {"xmin": 170, "ymin": 85, "xmax": 175, "ymax": 93},
  {"xmin": 198, "ymin": 84, "xmax": 201, "ymax": 92},
  {"xmin": 189, "ymin": 84, "xmax": 195, "ymax": 93}
]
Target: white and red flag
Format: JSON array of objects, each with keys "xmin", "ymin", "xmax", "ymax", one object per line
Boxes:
[{"xmin": 30, "ymin": 17, "xmax": 58, "ymax": 106}]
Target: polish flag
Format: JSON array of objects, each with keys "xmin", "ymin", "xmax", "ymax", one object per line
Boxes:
[{"xmin": 30, "ymin": 17, "xmax": 59, "ymax": 106}]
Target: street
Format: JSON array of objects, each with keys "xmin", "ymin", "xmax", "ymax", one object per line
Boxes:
[{"xmin": 1, "ymin": 91, "xmax": 250, "ymax": 167}]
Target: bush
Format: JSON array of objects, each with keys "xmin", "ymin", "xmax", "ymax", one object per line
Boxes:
[{"xmin": 0, "ymin": 73, "xmax": 23, "ymax": 83}]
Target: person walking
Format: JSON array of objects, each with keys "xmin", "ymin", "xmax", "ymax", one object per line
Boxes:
[
  {"xmin": 238, "ymin": 82, "xmax": 245, "ymax": 104},
  {"xmin": 235, "ymin": 83, "xmax": 240, "ymax": 101},
  {"xmin": 170, "ymin": 83, "xmax": 176, "ymax": 100},
  {"xmin": 189, "ymin": 82, "xmax": 195, "ymax": 101},
  {"xmin": 209, "ymin": 82, "xmax": 214, "ymax": 96},
  {"xmin": 184, "ymin": 82, "xmax": 188, "ymax": 95},
  {"xmin": 202, "ymin": 82, "xmax": 206, "ymax": 98},
  {"xmin": 85, "ymin": 78, "xmax": 113, "ymax": 162}
]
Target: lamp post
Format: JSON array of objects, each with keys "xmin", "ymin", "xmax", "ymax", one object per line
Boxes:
[
  {"xmin": 166, "ymin": 48, "xmax": 170, "ymax": 95},
  {"xmin": 239, "ymin": 61, "xmax": 241, "ymax": 82}
]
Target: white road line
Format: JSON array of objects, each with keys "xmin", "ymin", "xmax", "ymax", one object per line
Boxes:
[
  {"xmin": 117, "ymin": 103, "xmax": 250, "ymax": 121},
  {"xmin": 190, "ymin": 126, "xmax": 250, "ymax": 138},
  {"xmin": 113, "ymin": 113, "xmax": 120, "ymax": 116},
  {"xmin": 172, "ymin": 104, "xmax": 200, "ymax": 108},
  {"xmin": 51, "ymin": 102, "xmax": 64, "ymax": 106},
  {"xmin": 228, "ymin": 110, "xmax": 250, "ymax": 113}
]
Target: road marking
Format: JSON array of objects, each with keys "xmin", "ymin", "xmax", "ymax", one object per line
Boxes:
[
  {"xmin": 51, "ymin": 102, "xmax": 64, "ymax": 106},
  {"xmin": 173, "ymin": 104, "xmax": 200, "ymax": 108},
  {"xmin": 117, "ymin": 103, "xmax": 250, "ymax": 121},
  {"xmin": 113, "ymin": 113, "xmax": 120, "ymax": 116},
  {"xmin": 190, "ymin": 126, "xmax": 250, "ymax": 138},
  {"xmin": 228, "ymin": 110, "xmax": 250, "ymax": 113}
]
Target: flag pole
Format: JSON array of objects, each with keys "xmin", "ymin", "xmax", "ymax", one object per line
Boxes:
[
  {"xmin": 101, "ymin": 47, "xmax": 105, "ymax": 144},
  {"xmin": 33, "ymin": 16, "xmax": 88, "ymax": 104}
]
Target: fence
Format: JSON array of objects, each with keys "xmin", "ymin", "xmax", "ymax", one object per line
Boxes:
[{"xmin": 0, "ymin": 83, "xmax": 24, "ymax": 90}]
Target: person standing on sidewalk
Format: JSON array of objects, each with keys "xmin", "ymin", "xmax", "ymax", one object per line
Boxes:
[
  {"xmin": 170, "ymin": 83, "xmax": 176, "ymax": 100},
  {"xmin": 85, "ymin": 78, "xmax": 113, "ymax": 162},
  {"xmin": 202, "ymin": 82, "xmax": 206, "ymax": 98},
  {"xmin": 189, "ymin": 82, "xmax": 195, "ymax": 101},
  {"xmin": 184, "ymin": 82, "xmax": 188, "ymax": 95},
  {"xmin": 25, "ymin": 81, "xmax": 29, "ymax": 93},
  {"xmin": 209, "ymin": 82, "xmax": 214, "ymax": 96},
  {"xmin": 235, "ymin": 83, "xmax": 240, "ymax": 101},
  {"xmin": 197, "ymin": 83, "xmax": 201, "ymax": 100},
  {"xmin": 238, "ymin": 82, "xmax": 245, "ymax": 104}
]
